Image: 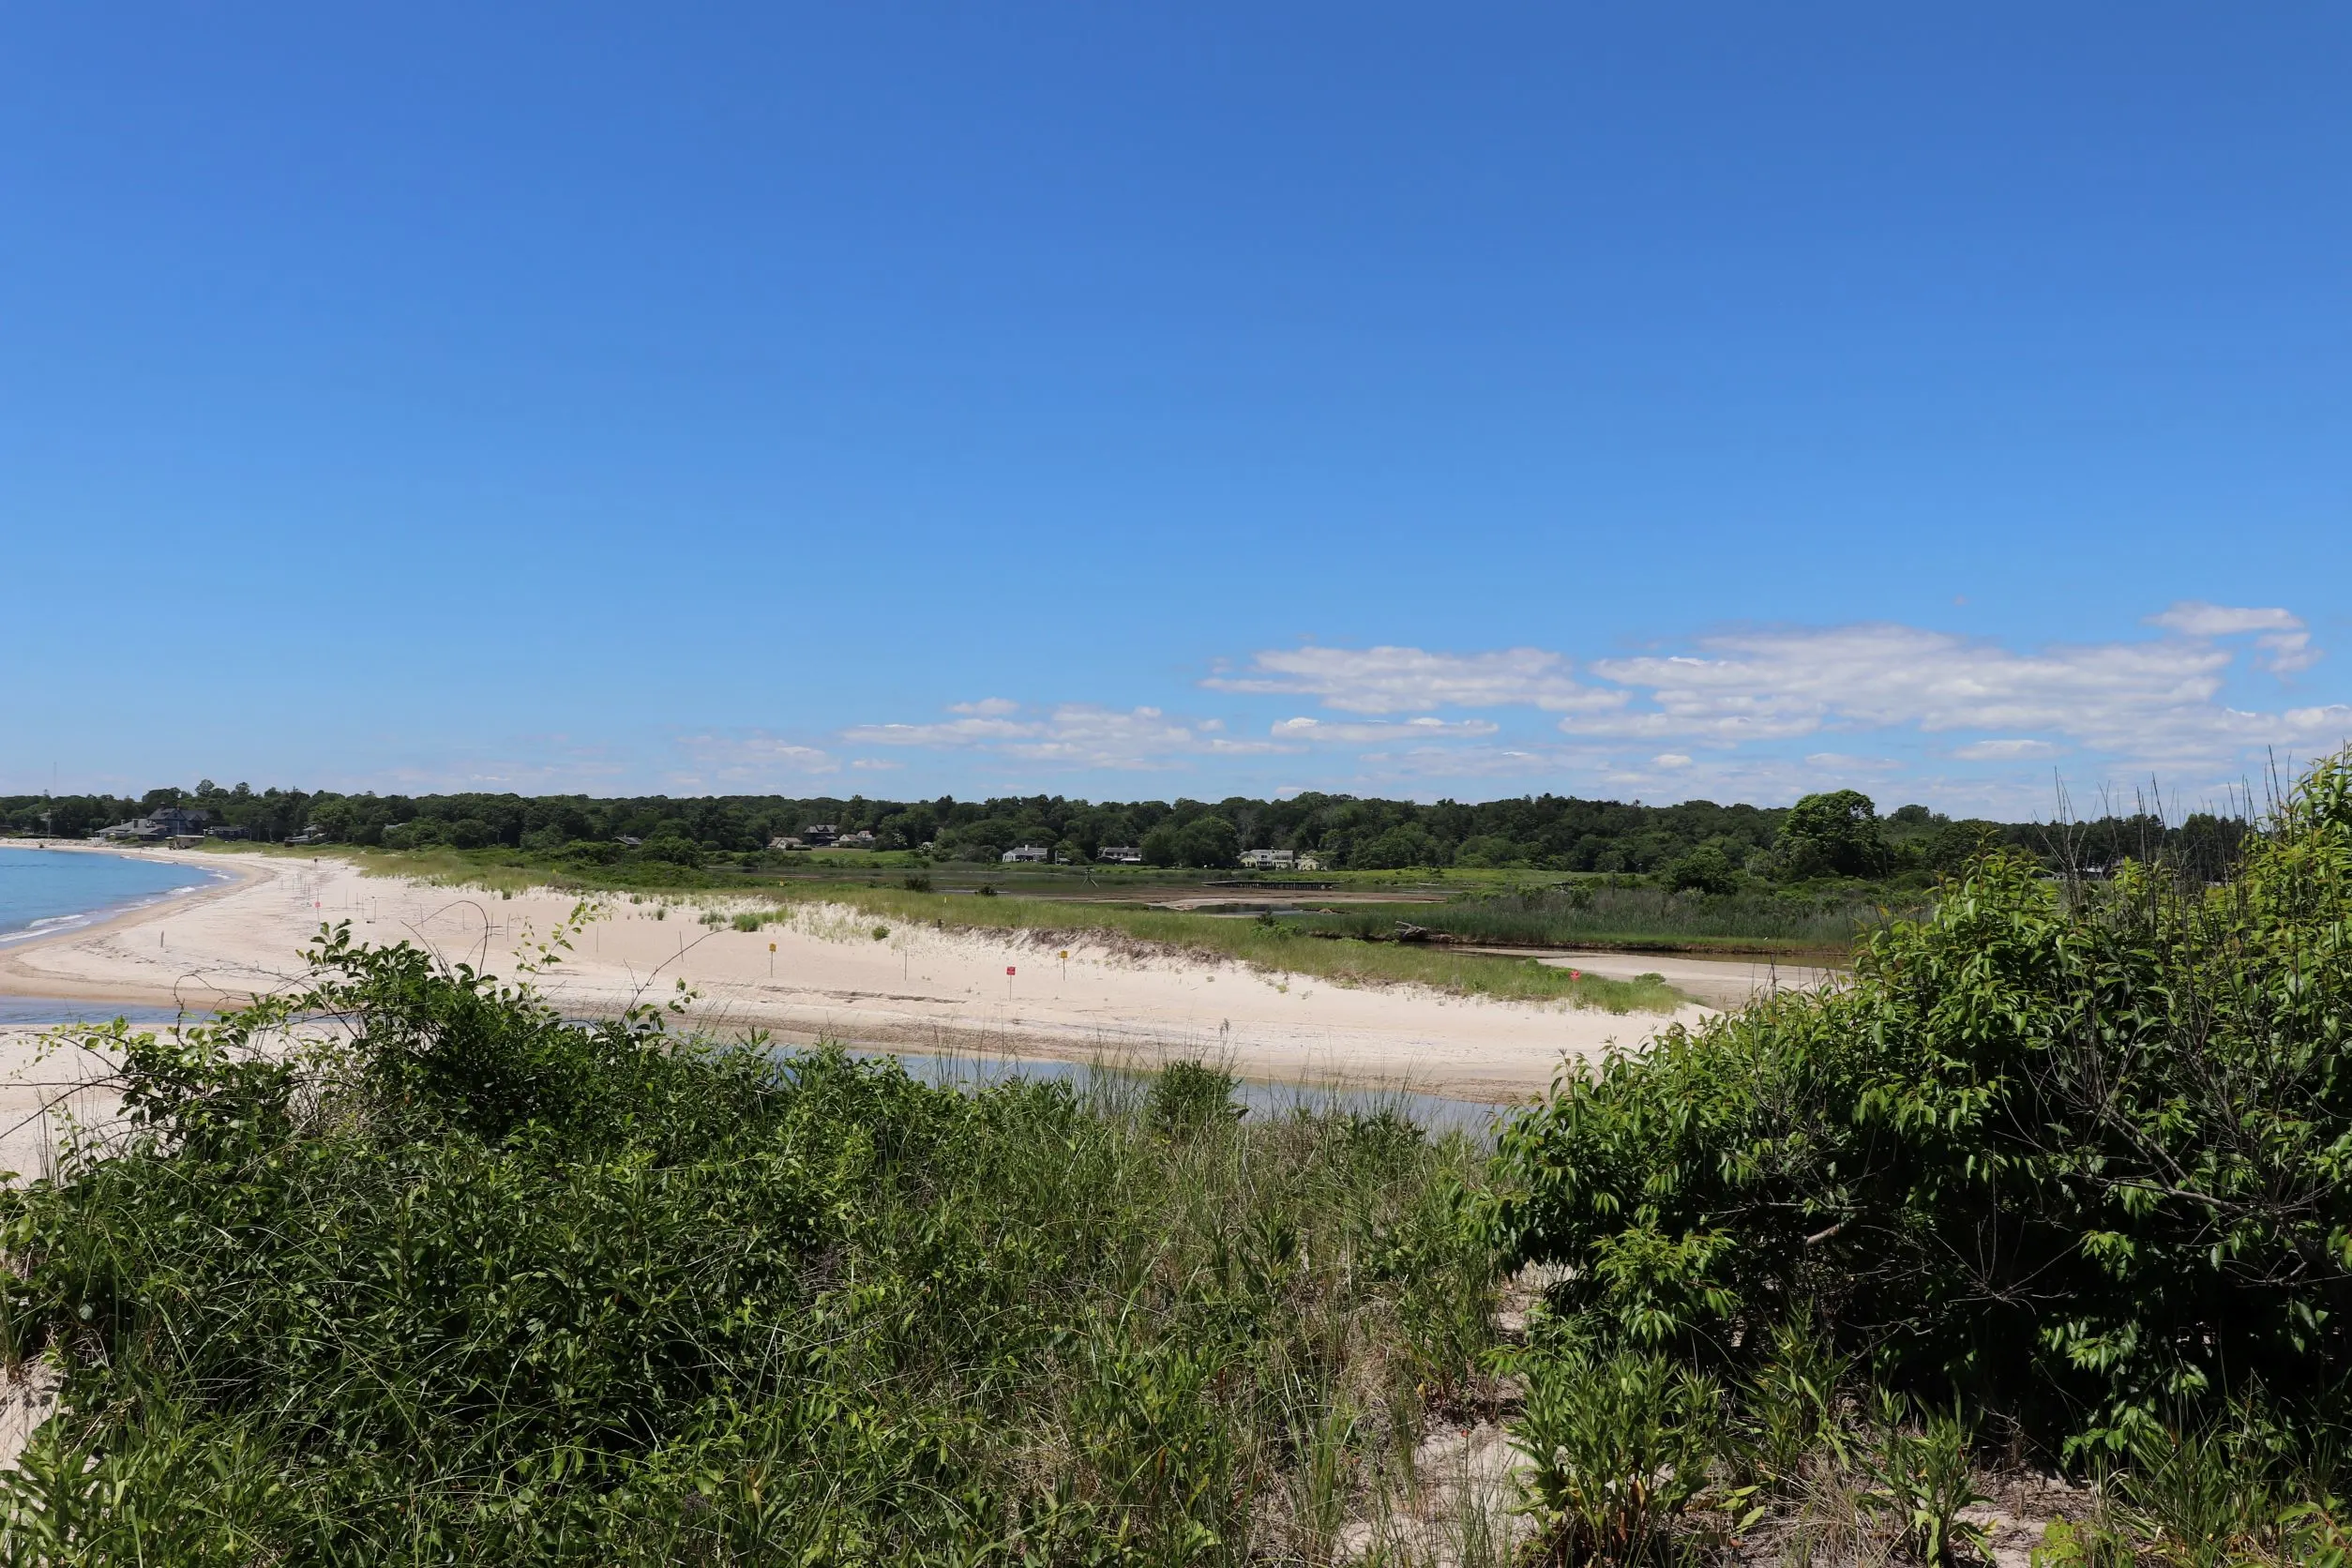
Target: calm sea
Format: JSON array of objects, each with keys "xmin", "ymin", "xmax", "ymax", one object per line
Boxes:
[
  {"xmin": 0, "ymin": 848, "xmax": 227, "ymax": 1025},
  {"xmin": 0, "ymin": 846, "xmax": 225, "ymax": 948}
]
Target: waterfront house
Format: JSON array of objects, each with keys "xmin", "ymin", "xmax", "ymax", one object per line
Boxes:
[{"xmin": 98, "ymin": 807, "xmax": 210, "ymax": 842}]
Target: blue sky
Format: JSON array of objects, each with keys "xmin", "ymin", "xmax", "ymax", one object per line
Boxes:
[{"xmin": 4, "ymin": 5, "xmax": 2346, "ymax": 816}]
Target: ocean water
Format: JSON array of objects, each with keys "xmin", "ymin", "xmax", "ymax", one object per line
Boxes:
[{"xmin": 0, "ymin": 846, "xmax": 225, "ymax": 948}]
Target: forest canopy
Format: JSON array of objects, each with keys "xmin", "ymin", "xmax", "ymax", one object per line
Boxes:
[{"xmin": 2, "ymin": 778, "xmax": 2246, "ymax": 882}]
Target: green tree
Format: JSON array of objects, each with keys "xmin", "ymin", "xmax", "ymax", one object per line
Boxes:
[
  {"xmin": 1140, "ymin": 822, "xmax": 1181, "ymax": 867},
  {"xmin": 1356, "ymin": 823, "xmax": 1439, "ymax": 869},
  {"xmin": 1173, "ymin": 816, "xmax": 1240, "ymax": 869},
  {"xmin": 1774, "ymin": 790, "xmax": 1887, "ymax": 879},
  {"xmin": 1666, "ymin": 843, "xmax": 1740, "ymax": 896},
  {"xmin": 1454, "ymin": 834, "xmax": 1524, "ymax": 868}
]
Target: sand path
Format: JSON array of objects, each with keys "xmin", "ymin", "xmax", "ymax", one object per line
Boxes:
[{"xmin": 0, "ymin": 848, "xmax": 1751, "ymax": 1102}]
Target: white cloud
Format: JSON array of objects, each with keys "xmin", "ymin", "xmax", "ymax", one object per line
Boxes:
[
  {"xmin": 1952, "ymin": 738, "xmax": 2060, "ymax": 761},
  {"xmin": 842, "ymin": 702, "xmax": 1297, "ymax": 771},
  {"xmin": 834, "ymin": 603, "xmax": 2351, "ymax": 807},
  {"xmin": 672, "ymin": 732, "xmax": 840, "ymax": 781},
  {"xmin": 850, "ymin": 758, "xmax": 903, "ymax": 771},
  {"xmin": 1205, "ymin": 644, "xmax": 1621, "ymax": 714},
  {"xmin": 841, "ymin": 716, "xmax": 1039, "ymax": 746},
  {"xmin": 2148, "ymin": 602, "xmax": 2299, "ymax": 638},
  {"xmin": 2148, "ymin": 601, "xmax": 2318, "ymax": 674},
  {"xmin": 1568, "ymin": 621, "xmax": 2350, "ymax": 767},
  {"xmin": 1271, "ymin": 716, "xmax": 1500, "ymax": 744}
]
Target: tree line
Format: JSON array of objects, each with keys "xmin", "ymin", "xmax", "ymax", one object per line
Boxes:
[{"xmin": 2, "ymin": 778, "xmax": 2250, "ymax": 883}]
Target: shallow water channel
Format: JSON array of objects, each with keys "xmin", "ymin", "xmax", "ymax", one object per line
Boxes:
[{"xmin": 837, "ymin": 1048, "xmax": 1515, "ymax": 1138}]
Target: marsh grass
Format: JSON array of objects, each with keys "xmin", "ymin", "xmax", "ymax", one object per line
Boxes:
[{"xmin": 1282, "ymin": 884, "xmax": 1902, "ymax": 957}]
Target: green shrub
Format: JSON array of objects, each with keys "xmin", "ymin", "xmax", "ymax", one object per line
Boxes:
[
  {"xmin": 1145, "ymin": 1059, "xmax": 1242, "ymax": 1136},
  {"xmin": 1488, "ymin": 747, "xmax": 2352, "ymax": 1453},
  {"xmin": 1860, "ymin": 1395, "xmax": 1991, "ymax": 1566},
  {"xmin": 1509, "ymin": 1345, "xmax": 1723, "ymax": 1560}
]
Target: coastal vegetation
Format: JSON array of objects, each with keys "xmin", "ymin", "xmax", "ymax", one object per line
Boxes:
[
  {"xmin": 7, "ymin": 752, "xmax": 2352, "ymax": 1561},
  {"xmin": 1, "ymin": 935, "xmax": 1506, "ymax": 1563},
  {"xmin": 8, "ymin": 776, "xmax": 2258, "ymax": 968},
  {"xmin": 1275, "ymin": 883, "xmax": 1904, "ymax": 957},
  {"xmin": 702, "ymin": 885, "xmax": 1688, "ymax": 1012},
  {"xmin": 8, "ymin": 752, "xmax": 2352, "ymax": 1561}
]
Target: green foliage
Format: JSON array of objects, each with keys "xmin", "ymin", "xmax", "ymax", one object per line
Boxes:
[
  {"xmin": 1508, "ymin": 1344, "xmax": 1723, "ymax": 1561},
  {"xmin": 1773, "ymin": 788, "xmax": 1889, "ymax": 879},
  {"xmin": 1145, "ymin": 1059, "xmax": 1242, "ymax": 1136},
  {"xmin": 0, "ymin": 931, "xmax": 1491, "ymax": 1562},
  {"xmin": 1665, "ymin": 842, "xmax": 1741, "ymax": 896},
  {"xmin": 1488, "ymin": 747, "xmax": 2352, "ymax": 1452},
  {"xmin": 1732, "ymin": 1319, "xmax": 1852, "ymax": 1488},
  {"xmin": 1282, "ymin": 882, "xmax": 1896, "ymax": 953},
  {"xmin": 1860, "ymin": 1395, "xmax": 1992, "ymax": 1566}
]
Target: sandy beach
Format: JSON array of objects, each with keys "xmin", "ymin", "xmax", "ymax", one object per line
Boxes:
[{"xmin": 0, "ymin": 846, "xmax": 1772, "ymax": 1103}]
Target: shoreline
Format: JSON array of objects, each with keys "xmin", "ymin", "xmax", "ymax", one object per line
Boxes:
[
  {"xmin": 0, "ymin": 847, "xmax": 1746, "ymax": 1102},
  {"xmin": 0, "ymin": 844, "xmax": 259, "ymax": 1003}
]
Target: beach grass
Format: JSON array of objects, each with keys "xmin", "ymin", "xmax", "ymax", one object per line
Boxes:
[
  {"xmin": 239, "ymin": 843, "xmax": 1689, "ymax": 1012},
  {"xmin": 0, "ymin": 943, "xmax": 1516, "ymax": 1562},
  {"xmin": 722, "ymin": 883, "xmax": 1686, "ymax": 1013}
]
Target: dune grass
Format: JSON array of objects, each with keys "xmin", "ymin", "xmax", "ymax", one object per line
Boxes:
[
  {"xmin": 714, "ymin": 884, "xmax": 1687, "ymax": 1013},
  {"xmin": 0, "ymin": 939, "xmax": 1515, "ymax": 1563},
  {"xmin": 258, "ymin": 845, "xmax": 1691, "ymax": 1013}
]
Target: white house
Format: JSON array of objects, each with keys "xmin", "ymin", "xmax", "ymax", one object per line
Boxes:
[
  {"xmin": 1002, "ymin": 845, "xmax": 1050, "ymax": 863},
  {"xmin": 1095, "ymin": 845, "xmax": 1144, "ymax": 864},
  {"xmin": 1238, "ymin": 849, "xmax": 1296, "ymax": 870}
]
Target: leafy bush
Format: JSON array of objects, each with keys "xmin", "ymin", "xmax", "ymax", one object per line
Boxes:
[
  {"xmin": 1488, "ymin": 747, "xmax": 2352, "ymax": 1453},
  {"xmin": 1145, "ymin": 1059, "xmax": 1242, "ymax": 1136}
]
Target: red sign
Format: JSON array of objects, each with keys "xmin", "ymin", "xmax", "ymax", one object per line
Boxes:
[{"xmin": 1005, "ymin": 966, "xmax": 1016, "ymax": 976}]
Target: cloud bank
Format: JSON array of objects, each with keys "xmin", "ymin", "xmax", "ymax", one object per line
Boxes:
[{"xmin": 743, "ymin": 602, "xmax": 2349, "ymax": 809}]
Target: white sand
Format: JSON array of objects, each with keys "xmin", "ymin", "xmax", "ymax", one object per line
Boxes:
[{"xmin": 0, "ymin": 847, "xmax": 1732, "ymax": 1102}]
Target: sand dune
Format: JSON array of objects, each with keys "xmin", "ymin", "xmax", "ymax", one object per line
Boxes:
[{"xmin": 0, "ymin": 848, "xmax": 1741, "ymax": 1102}]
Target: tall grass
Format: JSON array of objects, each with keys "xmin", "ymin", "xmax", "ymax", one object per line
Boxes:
[
  {"xmin": 243, "ymin": 844, "xmax": 1689, "ymax": 1011},
  {"xmin": 1284, "ymin": 884, "xmax": 1903, "ymax": 956},
  {"xmin": 730, "ymin": 885, "xmax": 1687, "ymax": 1013},
  {"xmin": 0, "ymin": 934, "xmax": 1507, "ymax": 1562}
]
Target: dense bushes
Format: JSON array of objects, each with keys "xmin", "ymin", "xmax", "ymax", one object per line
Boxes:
[
  {"xmin": 1488, "ymin": 749, "xmax": 2352, "ymax": 1455},
  {"xmin": 0, "ymin": 933, "xmax": 1494, "ymax": 1563}
]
